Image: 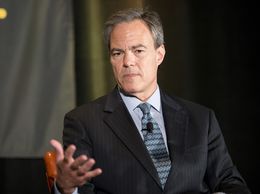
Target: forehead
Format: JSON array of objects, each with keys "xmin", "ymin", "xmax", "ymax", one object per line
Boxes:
[{"xmin": 110, "ymin": 20, "xmax": 154, "ymax": 48}]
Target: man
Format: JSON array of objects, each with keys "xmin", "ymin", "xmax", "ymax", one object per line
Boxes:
[{"xmin": 51, "ymin": 8, "xmax": 251, "ymax": 194}]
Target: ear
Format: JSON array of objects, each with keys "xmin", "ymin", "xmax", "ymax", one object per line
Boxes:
[{"xmin": 156, "ymin": 44, "xmax": 166, "ymax": 66}]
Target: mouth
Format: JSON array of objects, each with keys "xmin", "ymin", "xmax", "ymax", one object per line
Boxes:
[{"xmin": 123, "ymin": 73, "xmax": 140, "ymax": 78}]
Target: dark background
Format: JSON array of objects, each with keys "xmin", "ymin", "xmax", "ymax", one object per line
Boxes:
[{"xmin": 1, "ymin": 0, "xmax": 258, "ymax": 193}]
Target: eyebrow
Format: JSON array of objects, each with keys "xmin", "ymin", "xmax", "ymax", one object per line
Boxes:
[
  {"xmin": 110, "ymin": 48, "xmax": 124, "ymax": 53},
  {"xmin": 110, "ymin": 44, "xmax": 147, "ymax": 53},
  {"xmin": 131, "ymin": 44, "xmax": 147, "ymax": 50}
]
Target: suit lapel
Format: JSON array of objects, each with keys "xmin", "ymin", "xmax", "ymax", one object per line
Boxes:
[
  {"xmin": 102, "ymin": 89, "xmax": 189, "ymax": 189},
  {"xmin": 103, "ymin": 89, "xmax": 162, "ymax": 187},
  {"xmin": 161, "ymin": 92, "xmax": 189, "ymax": 189}
]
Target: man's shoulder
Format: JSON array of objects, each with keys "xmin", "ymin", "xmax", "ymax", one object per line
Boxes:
[
  {"xmin": 65, "ymin": 88, "xmax": 120, "ymax": 118},
  {"xmin": 161, "ymin": 91, "xmax": 213, "ymax": 115},
  {"xmin": 67, "ymin": 95, "xmax": 109, "ymax": 115},
  {"xmin": 161, "ymin": 91, "xmax": 217, "ymax": 125}
]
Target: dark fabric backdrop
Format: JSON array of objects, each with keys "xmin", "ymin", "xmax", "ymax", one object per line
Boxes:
[{"xmin": 0, "ymin": 0, "xmax": 257, "ymax": 193}]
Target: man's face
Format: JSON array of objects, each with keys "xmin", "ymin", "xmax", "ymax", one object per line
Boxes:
[{"xmin": 110, "ymin": 19, "xmax": 165, "ymax": 101}]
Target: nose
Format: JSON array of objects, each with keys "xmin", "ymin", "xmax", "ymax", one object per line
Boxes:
[{"xmin": 123, "ymin": 51, "xmax": 134, "ymax": 67}]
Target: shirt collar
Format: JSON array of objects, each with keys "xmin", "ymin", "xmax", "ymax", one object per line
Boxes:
[{"xmin": 119, "ymin": 86, "xmax": 161, "ymax": 113}]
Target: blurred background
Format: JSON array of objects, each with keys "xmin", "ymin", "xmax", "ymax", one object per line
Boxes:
[{"xmin": 0, "ymin": 0, "xmax": 257, "ymax": 193}]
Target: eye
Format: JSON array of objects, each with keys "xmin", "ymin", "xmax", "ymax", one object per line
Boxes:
[
  {"xmin": 111, "ymin": 51, "xmax": 123, "ymax": 57},
  {"xmin": 134, "ymin": 49, "xmax": 145, "ymax": 55}
]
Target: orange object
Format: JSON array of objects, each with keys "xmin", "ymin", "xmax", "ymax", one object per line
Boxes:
[{"xmin": 44, "ymin": 151, "xmax": 57, "ymax": 193}]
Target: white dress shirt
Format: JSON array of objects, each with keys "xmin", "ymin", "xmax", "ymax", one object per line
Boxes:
[{"xmin": 119, "ymin": 86, "xmax": 169, "ymax": 151}]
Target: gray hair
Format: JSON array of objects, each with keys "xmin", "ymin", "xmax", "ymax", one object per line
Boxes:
[{"xmin": 104, "ymin": 8, "xmax": 164, "ymax": 49}]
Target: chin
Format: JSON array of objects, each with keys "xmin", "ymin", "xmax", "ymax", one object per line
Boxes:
[{"xmin": 121, "ymin": 85, "xmax": 141, "ymax": 95}]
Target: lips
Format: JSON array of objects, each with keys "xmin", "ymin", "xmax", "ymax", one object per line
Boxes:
[
  {"xmin": 123, "ymin": 73, "xmax": 140, "ymax": 79},
  {"xmin": 123, "ymin": 73, "xmax": 139, "ymax": 78}
]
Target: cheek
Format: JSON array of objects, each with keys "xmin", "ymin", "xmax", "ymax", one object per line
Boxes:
[
  {"xmin": 111, "ymin": 63, "xmax": 121, "ymax": 78},
  {"xmin": 148, "ymin": 67, "xmax": 158, "ymax": 79},
  {"xmin": 144, "ymin": 60, "xmax": 159, "ymax": 75}
]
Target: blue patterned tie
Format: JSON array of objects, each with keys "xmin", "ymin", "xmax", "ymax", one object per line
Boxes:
[{"xmin": 138, "ymin": 103, "xmax": 171, "ymax": 188}]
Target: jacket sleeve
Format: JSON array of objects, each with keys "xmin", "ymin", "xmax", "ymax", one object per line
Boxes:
[
  {"xmin": 205, "ymin": 110, "xmax": 251, "ymax": 194},
  {"xmin": 63, "ymin": 112, "xmax": 96, "ymax": 194}
]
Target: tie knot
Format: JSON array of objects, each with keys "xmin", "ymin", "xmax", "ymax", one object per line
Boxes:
[{"xmin": 138, "ymin": 103, "xmax": 151, "ymax": 114}]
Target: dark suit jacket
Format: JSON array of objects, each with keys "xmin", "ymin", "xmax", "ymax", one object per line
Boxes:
[{"xmin": 63, "ymin": 88, "xmax": 250, "ymax": 194}]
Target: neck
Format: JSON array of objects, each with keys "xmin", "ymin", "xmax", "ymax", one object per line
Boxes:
[{"xmin": 118, "ymin": 85, "xmax": 158, "ymax": 102}]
